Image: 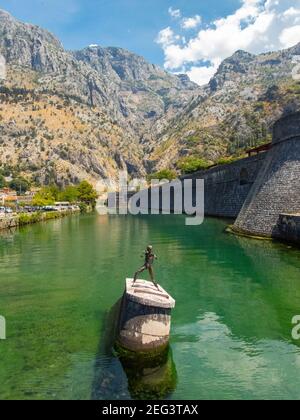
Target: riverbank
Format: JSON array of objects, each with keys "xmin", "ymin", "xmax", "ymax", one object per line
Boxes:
[{"xmin": 0, "ymin": 209, "xmax": 80, "ymax": 231}]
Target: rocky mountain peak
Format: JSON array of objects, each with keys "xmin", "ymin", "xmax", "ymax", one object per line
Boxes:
[
  {"xmin": 0, "ymin": 8, "xmax": 63, "ymax": 49},
  {"xmin": 73, "ymin": 45, "xmax": 161, "ymax": 83},
  {"xmin": 147, "ymin": 42, "xmax": 300, "ymax": 173},
  {"xmin": 288, "ymin": 42, "xmax": 300, "ymax": 56},
  {"xmin": 0, "ymin": 8, "xmax": 12, "ymax": 20},
  {"xmin": 0, "ymin": 8, "xmax": 65, "ymax": 72},
  {"xmin": 1, "ymin": 8, "xmax": 299, "ymax": 186},
  {"xmin": 0, "ymin": 8, "xmax": 202, "ymax": 185},
  {"xmin": 227, "ymin": 50, "xmax": 256, "ymax": 63},
  {"xmin": 73, "ymin": 45, "xmax": 196, "ymax": 90},
  {"xmin": 209, "ymin": 50, "xmax": 257, "ymax": 91}
]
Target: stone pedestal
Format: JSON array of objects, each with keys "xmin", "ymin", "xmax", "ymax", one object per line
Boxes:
[
  {"xmin": 117, "ymin": 279, "xmax": 176, "ymax": 353},
  {"xmin": 118, "ymin": 345, "xmax": 177, "ymax": 400}
]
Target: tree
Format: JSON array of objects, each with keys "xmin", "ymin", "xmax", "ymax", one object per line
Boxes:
[
  {"xmin": 32, "ymin": 188, "xmax": 56, "ymax": 206},
  {"xmin": 58, "ymin": 186, "xmax": 79, "ymax": 203},
  {"xmin": 47, "ymin": 185, "xmax": 60, "ymax": 201},
  {"xmin": 76, "ymin": 181, "xmax": 98, "ymax": 207},
  {"xmin": 0, "ymin": 175, "xmax": 6, "ymax": 189},
  {"xmin": 9, "ymin": 178, "xmax": 30, "ymax": 194}
]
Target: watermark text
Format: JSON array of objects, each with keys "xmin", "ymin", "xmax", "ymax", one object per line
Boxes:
[
  {"xmin": 292, "ymin": 55, "xmax": 300, "ymax": 81},
  {"xmin": 96, "ymin": 172, "xmax": 204, "ymax": 226},
  {"xmin": 0, "ymin": 315, "xmax": 6, "ymax": 340},
  {"xmin": 292, "ymin": 315, "xmax": 300, "ymax": 340},
  {"xmin": 0, "ymin": 53, "xmax": 6, "ymax": 80}
]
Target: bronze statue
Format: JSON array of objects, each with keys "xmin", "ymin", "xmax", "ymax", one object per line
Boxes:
[{"xmin": 133, "ymin": 245, "xmax": 159, "ymax": 289}]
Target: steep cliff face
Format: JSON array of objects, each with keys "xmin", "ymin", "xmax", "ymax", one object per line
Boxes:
[
  {"xmin": 0, "ymin": 9, "xmax": 198, "ymax": 185},
  {"xmin": 146, "ymin": 44, "xmax": 300, "ymax": 172},
  {"xmin": 0, "ymin": 8, "xmax": 300, "ymax": 186},
  {"xmin": 0, "ymin": 9, "xmax": 65, "ymax": 72},
  {"xmin": 73, "ymin": 46, "xmax": 198, "ymax": 135},
  {"xmin": 0, "ymin": 9, "xmax": 198, "ymax": 129}
]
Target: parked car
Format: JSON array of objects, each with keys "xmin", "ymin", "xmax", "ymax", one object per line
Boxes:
[
  {"xmin": 23, "ymin": 206, "xmax": 41, "ymax": 213},
  {"xmin": 42, "ymin": 206, "xmax": 58, "ymax": 212},
  {"xmin": 0, "ymin": 207, "xmax": 13, "ymax": 214}
]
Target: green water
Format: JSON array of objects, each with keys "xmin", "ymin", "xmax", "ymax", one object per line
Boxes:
[{"xmin": 0, "ymin": 213, "xmax": 300, "ymax": 400}]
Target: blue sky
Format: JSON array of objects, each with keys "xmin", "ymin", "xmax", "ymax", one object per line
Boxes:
[
  {"xmin": 0, "ymin": 0, "xmax": 240, "ymax": 64},
  {"xmin": 1, "ymin": 0, "xmax": 300, "ymax": 85}
]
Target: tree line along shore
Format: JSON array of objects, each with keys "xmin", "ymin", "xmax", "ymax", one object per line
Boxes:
[{"xmin": 0, "ymin": 180, "xmax": 98, "ymax": 231}]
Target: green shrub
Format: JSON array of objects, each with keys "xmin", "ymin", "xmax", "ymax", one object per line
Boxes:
[
  {"xmin": 177, "ymin": 157, "xmax": 211, "ymax": 174},
  {"xmin": 147, "ymin": 169, "xmax": 177, "ymax": 183},
  {"xmin": 18, "ymin": 212, "xmax": 42, "ymax": 226},
  {"xmin": 18, "ymin": 211, "xmax": 69, "ymax": 226},
  {"xmin": 216, "ymin": 156, "xmax": 237, "ymax": 166},
  {"xmin": 79, "ymin": 202, "xmax": 88, "ymax": 213},
  {"xmin": 0, "ymin": 174, "xmax": 6, "ymax": 188},
  {"xmin": 185, "ymin": 135, "xmax": 199, "ymax": 145},
  {"xmin": 43, "ymin": 211, "xmax": 62, "ymax": 221}
]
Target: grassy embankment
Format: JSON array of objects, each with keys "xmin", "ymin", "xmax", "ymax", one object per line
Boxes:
[{"xmin": 18, "ymin": 210, "xmax": 78, "ymax": 227}]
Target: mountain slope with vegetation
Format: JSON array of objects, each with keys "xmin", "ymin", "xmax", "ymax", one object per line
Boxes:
[
  {"xmin": 146, "ymin": 46, "xmax": 300, "ymax": 173},
  {"xmin": 0, "ymin": 9, "xmax": 198, "ymax": 186},
  {"xmin": 0, "ymin": 8, "xmax": 300, "ymax": 185}
]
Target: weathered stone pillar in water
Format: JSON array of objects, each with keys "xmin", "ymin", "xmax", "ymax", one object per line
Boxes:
[{"xmin": 117, "ymin": 279, "xmax": 176, "ymax": 353}]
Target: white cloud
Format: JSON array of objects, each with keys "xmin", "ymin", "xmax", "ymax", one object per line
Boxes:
[
  {"xmin": 280, "ymin": 25, "xmax": 300, "ymax": 48},
  {"xmin": 168, "ymin": 7, "xmax": 181, "ymax": 19},
  {"xmin": 283, "ymin": 7, "xmax": 300, "ymax": 17},
  {"xmin": 181, "ymin": 15, "xmax": 202, "ymax": 30},
  {"xmin": 187, "ymin": 65, "xmax": 218, "ymax": 86},
  {"xmin": 157, "ymin": 0, "xmax": 300, "ymax": 85},
  {"xmin": 156, "ymin": 27, "xmax": 180, "ymax": 47}
]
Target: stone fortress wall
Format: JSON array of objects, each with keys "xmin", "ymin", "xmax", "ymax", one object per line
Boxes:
[
  {"xmin": 182, "ymin": 112, "xmax": 300, "ymax": 244},
  {"xmin": 182, "ymin": 154, "xmax": 266, "ymax": 219},
  {"xmin": 233, "ymin": 112, "xmax": 300, "ymax": 241}
]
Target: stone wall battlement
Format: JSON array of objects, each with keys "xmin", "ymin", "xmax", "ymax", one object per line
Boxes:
[
  {"xmin": 273, "ymin": 112, "xmax": 300, "ymax": 144},
  {"xmin": 178, "ymin": 112, "xmax": 300, "ymax": 243},
  {"xmin": 233, "ymin": 112, "xmax": 300, "ymax": 239}
]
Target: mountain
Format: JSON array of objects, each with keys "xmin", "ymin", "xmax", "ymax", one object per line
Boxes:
[
  {"xmin": 146, "ymin": 45, "xmax": 300, "ymax": 171},
  {"xmin": 0, "ymin": 8, "xmax": 300, "ymax": 186},
  {"xmin": 72, "ymin": 46, "xmax": 197, "ymax": 133},
  {"xmin": 0, "ymin": 9, "xmax": 199, "ymax": 186}
]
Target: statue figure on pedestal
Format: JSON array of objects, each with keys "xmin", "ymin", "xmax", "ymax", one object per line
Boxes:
[{"xmin": 133, "ymin": 245, "xmax": 159, "ymax": 289}]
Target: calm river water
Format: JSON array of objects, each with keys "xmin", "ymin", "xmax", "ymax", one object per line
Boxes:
[{"xmin": 0, "ymin": 213, "xmax": 300, "ymax": 400}]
